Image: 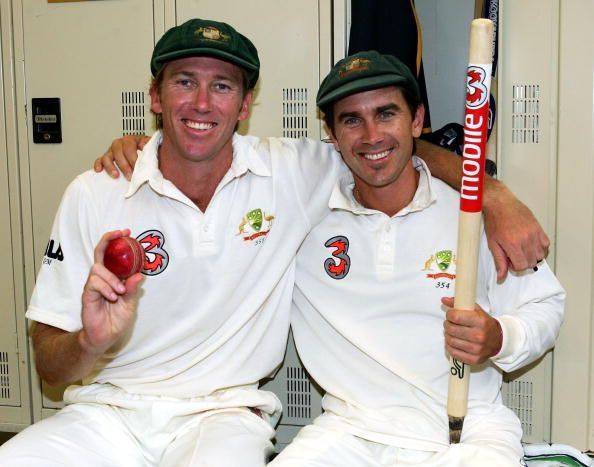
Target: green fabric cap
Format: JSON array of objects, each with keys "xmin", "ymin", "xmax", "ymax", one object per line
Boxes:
[
  {"xmin": 151, "ymin": 18, "xmax": 260, "ymax": 87},
  {"xmin": 316, "ymin": 50, "xmax": 420, "ymax": 108}
]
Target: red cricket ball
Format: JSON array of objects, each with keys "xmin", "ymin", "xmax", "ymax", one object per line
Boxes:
[{"xmin": 103, "ymin": 237, "xmax": 145, "ymax": 280}]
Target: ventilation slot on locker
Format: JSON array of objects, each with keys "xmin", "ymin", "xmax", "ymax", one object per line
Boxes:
[
  {"xmin": 0, "ymin": 352, "xmax": 10, "ymax": 401},
  {"xmin": 286, "ymin": 366, "xmax": 312, "ymax": 422},
  {"xmin": 502, "ymin": 379, "xmax": 534, "ymax": 437},
  {"xmin": 121, "ymin": 91, "xmax": 146, "ymax": 135},
  {"xmin": 282, "ymin": 88, "xmax": 308, "ymax": 138},
  {"xmin": 511, "ymin": 84, "xmax": 540, "ymax": 144}
]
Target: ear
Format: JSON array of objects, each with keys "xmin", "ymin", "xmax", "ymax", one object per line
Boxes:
[
  {"xmin": 412, "ymin": 104, "xmax": 425, "ymax": 138},
  {"xmin": 325, "ymin": 125, "xmax": 341, "ymax": 153},
  {"xmin": 149, "ymin": 82, "xmax": 162, "ymax": 115},
  {"xmin": 238, "ymin": 90, "xmax": 254, "ymax": 122}
]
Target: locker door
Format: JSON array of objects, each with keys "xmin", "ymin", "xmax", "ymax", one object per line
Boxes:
[
  {"xmin": 0, "ymin": 0, "xmax": 21, "ymax": 411},
  {"xmin": 17, "ymin": 0, "xmax": 156, "ymax": 419},
  {"xmin": 173, "ymin": 0, "xmax": 332, "ymax": 449},
  {"xmin": 0, "ymin": 0, "xmax": 31, "ymax": 431},
  {"xmin": 497, "ymin": 0, "xmax": 560, "ymax": 443},
  {"xmin": 554, "ymin": 0, "xmax": 594, "ymax": 451},
  {"xmin": 175, "ymin": 0, "xmax": 332, "ymax": 140}
]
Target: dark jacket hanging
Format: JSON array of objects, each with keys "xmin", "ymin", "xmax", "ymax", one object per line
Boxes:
[{"xmin": 348, "ymin": 0, "xmax": 432, "ymax": 133}]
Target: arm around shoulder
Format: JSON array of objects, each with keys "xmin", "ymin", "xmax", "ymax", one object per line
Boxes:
[
  {"xmin": 415, "ymin": 138, "xmax": 550, "ymax": 280},
  {"xmin": 94, "ymin": 134, "xmax": 150, "ymax": 181},
  {"xmin": 415, "ymin": 139, "xmax": 463, "ymax": 189},
  {"xmin": 482, "ymin": 179, "xmax": 550, "ymax": 280}
]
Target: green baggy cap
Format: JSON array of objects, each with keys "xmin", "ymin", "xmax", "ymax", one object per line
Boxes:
[
  {"xmin": 151, "ymin": 18, "xmax": 260, "ymax": 88},
  {"xmin": 316, "ymin": 50, "xmax": 420, "ymax": 108}
]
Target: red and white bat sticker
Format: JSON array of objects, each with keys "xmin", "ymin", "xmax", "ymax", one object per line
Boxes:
[{"xmin": 460, "ymin": 63, "xmax": 492, "ymax": 213}]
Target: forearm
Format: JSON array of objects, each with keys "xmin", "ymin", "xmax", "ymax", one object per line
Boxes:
[
  {"xmin": 415, "ymin": 138, "xmax": 501, "ymax": 207},
  {"xmin": 416, "ymin": 139, "xmax": 464, "ymax": 189},
  {"xmin": 32, "ymin": 322, "xmax": 102, "ymax": 386},
  {"xmin": 416, "ymin": 138, "xmax": 549, "ymax": 276}
]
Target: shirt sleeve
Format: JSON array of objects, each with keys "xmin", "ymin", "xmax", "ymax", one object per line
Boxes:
[
  {"xmin": 478, "ymin": 235, "xmax": 566, "ymax": 372},
  {"xmin": 26, "ymin": 175, "xmax": 100, "ymax": 332}
]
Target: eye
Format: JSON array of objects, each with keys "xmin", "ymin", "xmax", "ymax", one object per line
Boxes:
[
  {"xmin": 342, "ymin": 116, "xmax": 360, "ymax": 126},
  {"xmin": 176, "ymin": 78, "xmax": 195, "ymax": 88},
  {"xmin": 213, "ymin": 82, "xmax": 233, "ymax": 92},
  {"xmin": 378, "ymin": 110, "xmax": 396, "ymax": 120}
]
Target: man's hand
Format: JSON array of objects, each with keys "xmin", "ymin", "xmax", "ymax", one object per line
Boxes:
[
  {"xmin": 414, "ymin": 140, "xmax": 549, "ymax": 279},
  {"xmin": 79, "ymin": 229, "xmax": 144, "ymax": 356},
  {"xmin": 32, "ymin": 229, "xmax": 144, "ymax": 386},
  {"xmin": 93, "ymin": 134, "xmax": 149, "ymax": 181},
  {"xmin": 442, "ymin": 297, "xmax": 502, "ymax": 365},
  {"xmin": 483, "ymin": 179, "xmax": 550, "ymax": 281}
]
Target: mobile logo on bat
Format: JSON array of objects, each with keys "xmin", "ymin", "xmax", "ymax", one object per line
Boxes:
[
  {"xmin": 466, "ymin": 66, "xmax": 490, "ymax": 108},
  {"xmin": 460, "ymin": 64, "xmax": 492, "ymax": 213}
]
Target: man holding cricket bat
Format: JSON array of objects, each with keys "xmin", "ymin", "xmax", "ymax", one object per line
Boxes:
[{"xmin": 269, "ymin": 51, "xmax": 564, "ymax": 466}]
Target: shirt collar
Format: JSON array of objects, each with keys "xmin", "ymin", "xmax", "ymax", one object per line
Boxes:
[
  {"xmin": 126, "ymin": 131, "xmax": 162, "ymax": 198},
  {"xmin": 227, "ymin": 133, "xmax": 271, "ymax": 179},
  {"xmin": 328, "ymin": 155, "xmax": 437, "ymax": 216},
  {"xmin": 125, "ymin": 131, "xmax": 270, "ymax": 199}
]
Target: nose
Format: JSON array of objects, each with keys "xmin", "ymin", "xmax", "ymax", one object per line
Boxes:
[
  {"xmin": 362, "ymin": 121, "xmax": 383, "ymax": 145},
  {"xmin": 192, "ymin": 84, "xmax": 211, "ymax": 112}
]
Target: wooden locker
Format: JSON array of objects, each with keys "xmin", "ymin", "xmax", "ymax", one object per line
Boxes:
[
  {"xmin": 0, "ymin": 0, "xmax": 32, "ymax": 432},
  {"xmin": 13, "ymin": 0, "xmax": 157, "ymax": 420}
]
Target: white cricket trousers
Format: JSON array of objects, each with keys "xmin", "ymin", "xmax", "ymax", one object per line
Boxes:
[
  {"xmin": 269, "ymin": 413, "xmax": 525, "ymax": 467},
  {"xmin": 0, "ymin": 385, "xmax": 275, "ymax": 467}
]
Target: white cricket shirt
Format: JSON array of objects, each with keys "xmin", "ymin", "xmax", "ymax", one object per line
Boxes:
[
  {"xmin": 27, "ymin": 132, "xmax": 344, "ymax": 409},
  {"xmin": 292, "ymin": 157, "xmax": 565, "ymax": 450}
]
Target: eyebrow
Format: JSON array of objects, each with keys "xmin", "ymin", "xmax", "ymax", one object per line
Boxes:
[
  {"xmin": 376, "ymin": 103, "xmax": 401, "ymax": 113},
  {"xmin": 170, "ymin": 70, "xmax": 195, "ymax": 79},
  {"xmin": 169, "ymin": 70, "xmax": 237, "ymax": 83},
  {"xmin": 336, "ymin": 110, "xmax": 361, "ymax": 121},
  {"xmin": 337, "ymin": 102, "xmax": 402, "ymax": 121}
]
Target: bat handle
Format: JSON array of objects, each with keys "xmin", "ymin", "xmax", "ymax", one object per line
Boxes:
[{"xmin": 447, "ymin": 211, "xmax": 483, "ymax": 443}]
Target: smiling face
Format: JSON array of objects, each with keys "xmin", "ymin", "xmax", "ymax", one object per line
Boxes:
[
  {"xmin": 328, "ymin": 86, "xmax": 424, "ymax": 194},
  {"xmin": 150, "ymin": 56, "xmax": 252, "ymax": 170}
]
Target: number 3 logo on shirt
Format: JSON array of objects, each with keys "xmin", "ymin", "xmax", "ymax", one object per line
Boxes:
[{"xmin": 324, "ymin": 235, "xmax": 350, "ymax": 280}]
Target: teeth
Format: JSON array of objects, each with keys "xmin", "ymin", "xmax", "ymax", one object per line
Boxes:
[
  {"xmin": 362, "ymin": 149, "xmax": 390, "ymax": 160},
  {"xmin": 184, "ymin": 120, "xmax": 215, "ymax": 130}
]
